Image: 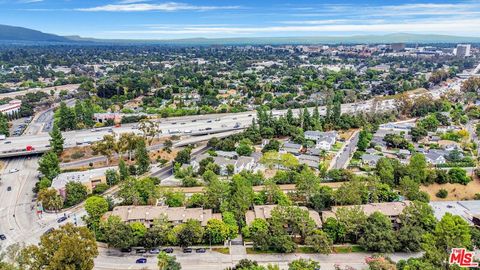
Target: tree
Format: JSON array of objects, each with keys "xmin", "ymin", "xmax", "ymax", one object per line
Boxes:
[
  {"xmin": 305, "ymin": 229, "xmax": 332, "ymax": 254},
  {"xmin": 204, "ymin": 219, "xmax": 230, "ymax": 244},
  {"xmin": 336, "ymin": 206, "xmax": 367, "ymax": 243},
  {"xmin": 174, "ymin": 147, "xmax": 192, "ymax": 164},
  {"xmin": 236, "ymin": 138, "xmax": 254, "ymax": 156},
  {"xmin": 38, "ymin": 151, "xmax": 60, "ymax": 180},
  {"xmin": 163, "ymin": 139, "xmax": 173, "ymax": 153},
  {"xmin": 37, "ymin": 177, "xmax": 52, "ymax": 191},
  {"xmin": 408, "ymin": 154, "xmax": 427, "ymax": 183},
  {"xmin": 421, "ymin": 213, "xmax": 471, "ymax": 268},
  {"xmin": 227, "ymin": 174, "xmax": 254, "ymax": 221},
  {"xmin": 294, "ymin": 166, "xmax": 320, "ymax": 201},
  {"xmin": 309, "ymin": 186, "xmax": 333, "ymax": 212},
  {"xmin": 37, "ymin": 188, "xmax": 63, "ymax": 211},
  {"xmin": 49, "ymin": 123, "xmax": 64, "ymax": 155},
  {"xmin": 262, "ymin": 139, "xmax": 280, "ymax": 153},
  {"xmin": 410, "ymin": 126, "xmax": 428, "ymax": 142},
  {"xmin": 247, "ymin": 218, "xmax": 271, "ymax": 251},
  {"xmin": 143, "ymin": 217, "xmax": 171, "ymax": 249},
  {"xmin": 157, "ymin": 251, "xmax": 181, "ymax": 270},
  {"xmin": 85, "ymin": 196, "xmax": 109, "ymax": 221},
  {"xmin": 376, "ymin": 158, "xmax": 395, "ymax": 187},
  {"xmin": 288, "ymin": 259, "xmax": 320, "ymax": 270},
  {"xmin": 135, "ymin": 139, "xmax": 150, "ymax": 174},
  {"xmin": 91, "ymin": 135, "xmax": 115, "ymax": 165},
  {"xmin": 118, "ymin": 159, "xmax": 129, "ymax": 181},
  {"xmin": 163, "ymin": 190, "xmax": 185, "ymax": 207},
  {"xmin": 57, "ymin": 102, "xmax": 76, "ymax": 131},
  {"xmin": 448, "ymin": 167, "xmax": 470, "ymax": 185},
  {"xmin": 0, "ymin": 113, "xmax": 9, "ymax": 136},
  {"xmin": 359, "ymin": 212, "xmax": 398, "ymax": 253},
  {"xmin": 176, "ymin": 219, "xmax": 204, "ymax": 247},
  {"xmin": 20, "ymin": 223, "xmax": 98, "ymax": 270},
  {"xmin": 74, "ymin": 101, "xmax": 85, "ymax": 127},
  {"xmin": 204, "ymin": 176, "xmax": 228, "ymax": 212},
  {"xmin": 64, "ymin": 181, "xmax": 88, "ymax": 207},
  {"xmin": 104, "ymin": 169, "xmax": 119, "ymax": 186},
  {"xmin": 101, "ymin": 215, "xmax": 136, "ymax": 248},
  {"xmin": 138, "ymin": 119, "xmax": 159, "ymax": 145},
  {"xmin": 397, "ymin": 202, "xmax": 437, "ymax": 252}
]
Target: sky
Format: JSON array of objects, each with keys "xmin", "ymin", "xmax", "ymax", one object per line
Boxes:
[{"xmin": 1, "ymin": 0, "xmax": 480, "ymax": 39}]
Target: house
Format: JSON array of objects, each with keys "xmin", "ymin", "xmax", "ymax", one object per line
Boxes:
[
  {"xmin": 245, "ymin": 205, "xmax": 322, "ymax": 228},
  {"xmin": 215, "ymin": 151, "xmax": 238, "ymax": 159},
  {"xmin": 304, "ymin": 131, "xmax": 337, "ymax": 150},
  {"xmin": 425, "ymin": 150, "xmax": 447, "ymax": 165},
  {"xmin": 322, "ymin": 201, "xmax": 411, "ymax": 225},
  {"xmin": 191, "ymin": 154, "xmax": 255, "ymax": 176},
  {"xmin": 361, "ymin": 154, "xmax": 382, "ymax": 167},
  {"xmin": 297, "ymin": 154, "xmax": 320, "ymax": 169},
  {"xmin": 51, "ymin": 167, "xmax": 115, "ymax": 198},
  {"xmin": 280, "ymin": 141, "xmax": 303, "ymax": 155},
  {"xmin": 103, "ymin": 206, "xmax": 221, "ymax": 228}
]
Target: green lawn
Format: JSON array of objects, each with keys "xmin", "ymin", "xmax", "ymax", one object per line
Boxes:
[
  {"xmin": 212, "ymin": 247, "xmax": 230, "ymax": 254},
  {"xmin": 333, "ymin": 245, "xmax": 364, "ymax": 253}
]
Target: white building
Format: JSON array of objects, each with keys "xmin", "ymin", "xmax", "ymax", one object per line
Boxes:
[
  {"xmin": 0, "ymin": 99, "xmax": 21, "ymax": 115},
  {"xmin": 304, "ymin": 131, "xmax": 337, "ymax": 150},
  {"xmin": 456, "ymin": 44, "xmax": 471, "ymax": 57}
]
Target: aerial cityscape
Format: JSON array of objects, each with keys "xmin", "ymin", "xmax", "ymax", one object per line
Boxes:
[{"xmin": 1, "ymin": 0, "xmax": 480, "ymax": 270}]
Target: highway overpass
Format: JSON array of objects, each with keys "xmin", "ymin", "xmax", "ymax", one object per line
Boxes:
[{"xmin": 0, "ymin": 78, "xmax": 460, "ymax": 158}]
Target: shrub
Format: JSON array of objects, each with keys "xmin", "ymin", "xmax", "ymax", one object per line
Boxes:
[
  {"xmin": 436, "ymin": 189, "xmax": 448, "ymax": 198},
  {"xmin": 71, "ymin": 151, "xmax": 86, "ymax": 159}
]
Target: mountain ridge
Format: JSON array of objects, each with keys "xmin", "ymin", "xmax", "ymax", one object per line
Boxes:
[{"xmin": 1, "ymin": 24, "xmax": 480, "ymax": 45}]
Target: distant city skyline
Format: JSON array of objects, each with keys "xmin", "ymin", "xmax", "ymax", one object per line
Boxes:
[{"xmin": 1, "ymin": 0, "xmax": 480, "ymax": 39}]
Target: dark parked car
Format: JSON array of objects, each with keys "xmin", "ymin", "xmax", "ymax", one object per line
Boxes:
[
  {"xmin": 44, "ymin": 228, "xmax": 54, "ymax": 234},
  {"xmin": 182, "ymin": 248, "xmax": 192, "ymax": 253},
  {"xmin": 195, "ymin": 248, "xmax": 206, "ymax": 253},
  {"xmin": 135, "ymin": 258, "xmax": 147, "ymax": 264},
  {"xmin": 120, "ymin": 247, "xmax": 132, "ymax": 253},
  {"xmin": 7, "ymin": 186, "xmax": 11, "ymax": 191},
  {"xmin": 162, "ymin": 247, "xmax": 174, "ymax": 253},
  {"xmin": 57, "ymin": 216, "xmax": 67, "ymax": 223},
  {"xmin": 0, "ymin": 234, "xmax": 6, "ymax": 240}
]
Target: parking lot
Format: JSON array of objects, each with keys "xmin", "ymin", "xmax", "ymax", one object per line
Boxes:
[{"xmin": 8, "ymin": 117, "xmax": 32, "ymax": 136}]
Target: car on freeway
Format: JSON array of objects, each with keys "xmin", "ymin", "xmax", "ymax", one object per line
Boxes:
[
  {"xmin": 215, "ymin": 118, "xmax": 220, "ymax": 121},
  {"xmin": 248, "ymin": 114, "xmax": 253, "ymax": 117},
  {"xmin": 149, "ymin": 248, "xmax": 160, "ymax": 254},
  {"xmin": 9, "ymin": 168, "xmax": 19, "ymax": 173},
  {"xmin": 0, "ymin": 234, "xmax": 6, "ymax": 240},
  {"xmin": 232, "ymin": 117, "xmax": 237, "ymax": 120},
  {"xmin": 57, "ymin": 216, "xmax": 67, "ymax": 223},
  {"xmin": 162, "ymin": 247, "xmax": 174, "ymax": 253},
  {"xmin": 182, "ymin": 248, "xmax": 192, "ymax": 253},
  {"xmin": 191, "ymin": 119, "xmax": 197, "ymax": 122},
  {"xmin": 7, "ymin": 186, "xmax": 11, "ymax": 191},
  {"xmin": 44, "ymin": 228, "xmax": 54, "ymax": 235},
  {"xmin": 120, "ymin": 247, "xmax": 132, "ymax": 253},
  {"xmin": 135, "ymin": 258, "xmax": 147, "ymax": 264},
  {"xmin": 206, "ymin": 120, "xmax": 212, "ymax": 123},
  {"xmin": 195, "ymin": 248, "xmax": 206, "ymax": 253},
  {"xmin": 4, "ymin": 141, "xmax": 11, "ymax": 144}
]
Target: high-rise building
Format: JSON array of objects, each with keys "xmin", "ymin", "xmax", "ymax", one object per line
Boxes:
[
  {"xmin": 390, "ymin": 43, "xmax": 406, "ymax": 52},
  {"xmin": 456, "ymin": 44, "xmax": 471, "ymax": 57}
]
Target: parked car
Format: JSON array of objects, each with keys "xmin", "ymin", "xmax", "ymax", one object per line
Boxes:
[
  {"xmin": 162, "ymin": 247, "xmax": 174, "ymax": 253},
  {"xmin": 136, "ymin": 248, "xmax": 147, "ymax": 254},
  {"xmin": 57, "ymin": 216, "xmax": 67, "ymax": 223},
  {"xmin": 7, "ymin": 186, "xmax": 11, "ymax": 191},
  {"xmin": 0, "ymin": 234, "xmax": 6, "ymax": 240},
  {"xmin": 9, "ymin": 168, "xmax": 19, "ymax": 173},
  {"xmin": 120, "ymin": 247, "xmax": 132, "ymax": 253},
  {"xmin": 182, "ymin": 248, "xmax": 192, "ymax": 253},
  {"xmin": 149, "ymin": 248, "xmax": 160, "ymax": 254},
  {"xmin": 44, "ymin": 228, "xmax": 54, "ymax": 235},
  {"xmin": 195, "ymin": 248, "xmax": 206, "ymax": 253},
  {"xmin": 135, "ymin": 258, "xmax": 147, "ymax": 264}
]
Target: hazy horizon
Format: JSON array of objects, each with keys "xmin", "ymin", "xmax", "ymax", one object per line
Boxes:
[{"xmin": 1, "ymin": 0, "xmax": 480, "ymax": 40}]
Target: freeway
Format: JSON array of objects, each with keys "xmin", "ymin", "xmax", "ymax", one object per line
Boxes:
[
  {"xmin": 0, "ymin": 84, "xmax": 79, "ymax": 99},
  {"xmin": 0, "ymin": 78, "xmax": 461, "ymax": 158}
]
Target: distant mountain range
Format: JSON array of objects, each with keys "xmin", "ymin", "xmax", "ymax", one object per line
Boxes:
[{"xmin": 1, "ymin": 24, "xmax": 480, "ymax": 45}]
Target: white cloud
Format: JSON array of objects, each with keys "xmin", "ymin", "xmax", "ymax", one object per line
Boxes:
[
  {"xmin": 107, "ymin": 18, "xmax": 480, "ymax": 37},
  {"xmin": 77, "ymin": 2, "xmax": 240, "ymax": 12},
  {"xmin": 18, "ymin": 0, "xmax": 43, "ymax": 3}
]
